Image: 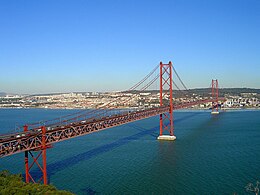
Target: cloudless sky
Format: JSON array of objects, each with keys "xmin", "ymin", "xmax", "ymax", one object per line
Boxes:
[{"xmin": 0, "ymin": 0, "xmax": 259, "ymax": 94}]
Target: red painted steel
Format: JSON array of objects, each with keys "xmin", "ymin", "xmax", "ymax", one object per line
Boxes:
[
  {"xmin": 23, "ymin": 126, "xmax": 48, "ymax": 185},
  {"xmin": 1, "ymin": 100, "xmax": 225, "ymax": 159},
  {"xmin": 0, "ymin": 99, "xmax": 227, "ymax": 159},
  {"xmin": 211, "ymin": 79, "xmax": 219, "ymax": 112},
  {"xmin": 0, "ymin": 61, "xmax": 226, "ymax": 185},
  {"xmin": 24, "ymin": 125, "xmax": 29, "ymax": 183},
  {"xmin": 0, "ymin": 106, "xmax": 170, "ymax": 158},
  {"xmin": 173, "ymin": 98, "xmax": 225, "ymax": 110},
  {"xmin": 0, "ymin": 98, "xmax": 225, "ymax": 184},
  {"xmin": 159, "ymin": 61, "xmax": 174, "ymax": 136},
  {"xmin": 42, "ymin": 126, "xmax": 48, "ymax": 185}
]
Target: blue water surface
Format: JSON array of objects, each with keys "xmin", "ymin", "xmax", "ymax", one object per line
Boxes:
[{"xmin": 0, "ymin": 108, "xmax": 259, "ymax": 194}]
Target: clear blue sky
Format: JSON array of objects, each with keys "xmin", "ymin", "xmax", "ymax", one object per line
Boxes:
[{"xmin": 0, "ymin": 0, "xmax": 259, "ymax": 94}]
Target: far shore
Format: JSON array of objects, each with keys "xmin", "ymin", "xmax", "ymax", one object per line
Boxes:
[{"xmin": 0, "ymin": 107, "xmax": 259, "ymax": 111}]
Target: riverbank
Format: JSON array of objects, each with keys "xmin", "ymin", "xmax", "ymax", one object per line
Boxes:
[{"xmin": 1, "ymin": 106, "xmax": 259, "ymax": 110}]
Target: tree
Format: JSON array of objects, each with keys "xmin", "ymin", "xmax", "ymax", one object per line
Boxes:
[{"xmin": 0, "ymin": 170, "xmax": 73, "ymax": 195}]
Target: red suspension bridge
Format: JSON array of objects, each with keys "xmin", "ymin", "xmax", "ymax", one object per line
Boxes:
[{"xmin": 0, "ymin": 61, "xmax": 225, "ymax": 185}]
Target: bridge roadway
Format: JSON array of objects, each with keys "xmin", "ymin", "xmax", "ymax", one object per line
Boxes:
[{"xmin": 0, "ymin": 98, "xmax": 222, "ymax": 158}]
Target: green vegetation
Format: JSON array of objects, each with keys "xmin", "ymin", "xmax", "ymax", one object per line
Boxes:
[{"xmin": 0, "ymin": 170, "xmax": 73, "ymax": 195}]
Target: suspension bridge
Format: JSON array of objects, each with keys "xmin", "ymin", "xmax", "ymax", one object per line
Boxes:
[{"xmin": 0, "ymin": 61, "xmax": 225, "ymax": 185}]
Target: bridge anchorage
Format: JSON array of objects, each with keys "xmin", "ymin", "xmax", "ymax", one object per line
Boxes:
[{"xmin": 0, "ymin": 61, "xmax": 224, "ymax": 185}]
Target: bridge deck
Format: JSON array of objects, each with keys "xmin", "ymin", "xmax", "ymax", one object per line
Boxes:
[{"xmin": 0, "ymin": 98, "xmax": 224, "ymax": 158}]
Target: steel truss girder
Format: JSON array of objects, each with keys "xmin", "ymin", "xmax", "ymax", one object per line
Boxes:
[
  {"xmin": 0, "ymin": 97, "xmax": 226, "ymax": 158},
  {"xmin": 24, "ymin": 126, "xmax": 48, "ymax": 185},
  {"xmin": 0, "ymin": 106, "xmax": 170, "ymax": 158}
]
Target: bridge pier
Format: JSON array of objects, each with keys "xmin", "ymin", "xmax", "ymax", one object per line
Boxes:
[
  {"xmin": 157, "ymin": 135, "xmax": 176, "ymax": 141},
  {"xmin": 211, "ymin": 111, "xmax": 219, "ymax": 114}
]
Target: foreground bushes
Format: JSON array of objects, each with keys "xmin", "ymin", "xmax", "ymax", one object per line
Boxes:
[{"xmin": 0, "ymin": 170, "xmax": 73, "ymax": 195}]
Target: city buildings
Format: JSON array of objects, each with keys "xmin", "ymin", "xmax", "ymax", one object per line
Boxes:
[{"xmin": 0, "ymin": 90, "xmax": 259, "ymax": 109}]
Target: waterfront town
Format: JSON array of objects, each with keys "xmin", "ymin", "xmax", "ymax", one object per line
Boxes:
[{"xmin": 0, "ymin": 90, "xmax": 259, "ymax": 110}]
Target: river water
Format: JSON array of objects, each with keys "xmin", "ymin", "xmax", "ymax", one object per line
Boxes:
[{"xmin": 0, "ymin": 108, "xmax": 259, "ymax": 194}]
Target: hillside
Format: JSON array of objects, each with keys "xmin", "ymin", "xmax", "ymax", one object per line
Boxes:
[
  {"xmin": 0, "ymin": 170, "xmax": 73, "ymax": 194},
  {"xmin": 128, "ymin": 88, "xmax": 260, "ymax": 97}
]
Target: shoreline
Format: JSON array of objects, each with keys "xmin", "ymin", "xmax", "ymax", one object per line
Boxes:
[{"xmin": 0, "ymin": 107, "xmax": 259, "ymax": 111}]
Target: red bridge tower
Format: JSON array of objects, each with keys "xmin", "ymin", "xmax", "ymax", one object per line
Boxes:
[
  {"xmin": 211, "ymin": 79, "xmax": 219, "ymax": 114},
  {"xmin": 157, "ymin": 61, "xmax": 176, "ymax": 141}
]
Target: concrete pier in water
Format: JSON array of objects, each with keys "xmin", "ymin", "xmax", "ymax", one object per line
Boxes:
[
  {"xmin": 211, "ymin": 111, "xmax": 219, "ymax": 114},
  {"xmin": 157, "ymin": 135, "xmax": 176, "ymax": 141}
]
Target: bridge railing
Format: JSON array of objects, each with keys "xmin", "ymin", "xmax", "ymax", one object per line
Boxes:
[{"xmin": 0, "ymin": 106, "xmax": 170, "ymax": 158}]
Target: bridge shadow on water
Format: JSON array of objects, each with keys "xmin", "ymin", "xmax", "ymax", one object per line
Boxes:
[{"xmin": 27, "ymin": 112, "xmax": 202, "ymax": 193}]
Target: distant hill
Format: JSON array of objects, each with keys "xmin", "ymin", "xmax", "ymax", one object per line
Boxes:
[
  {"xmin": 0, "ymin": 92, "xmax": 7, "ymax": 97},
  {"xmin": 219, "ymin": 88, "xmax": 260, "ymax": 95},
  {"xmin": 2, "ymin": 88, "xmax": 260, "ymax": 97},
  {"xmin": 127, "ymin": 88, "xmax": 260, "ymax": 97},
  {"xmin": 189, "ymin": 88, "xmax": 260, "ymax": 96}
]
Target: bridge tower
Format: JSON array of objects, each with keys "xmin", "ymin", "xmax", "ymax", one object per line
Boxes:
[
  {"xmin": 211, "ymin": 79, "xmax": 219, "ymax": 114},
  {"xmin": 24, "ymin": 125, "xmax": 48, "ymax": 185},
  {"xmin": 157, "ymin": 61, "xmax": 176, "ymax": 141}
]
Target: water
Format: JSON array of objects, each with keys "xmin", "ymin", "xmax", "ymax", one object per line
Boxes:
[{"xmin": 0, "ymin": 108, "xmax": 259, "ymax": 194}]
